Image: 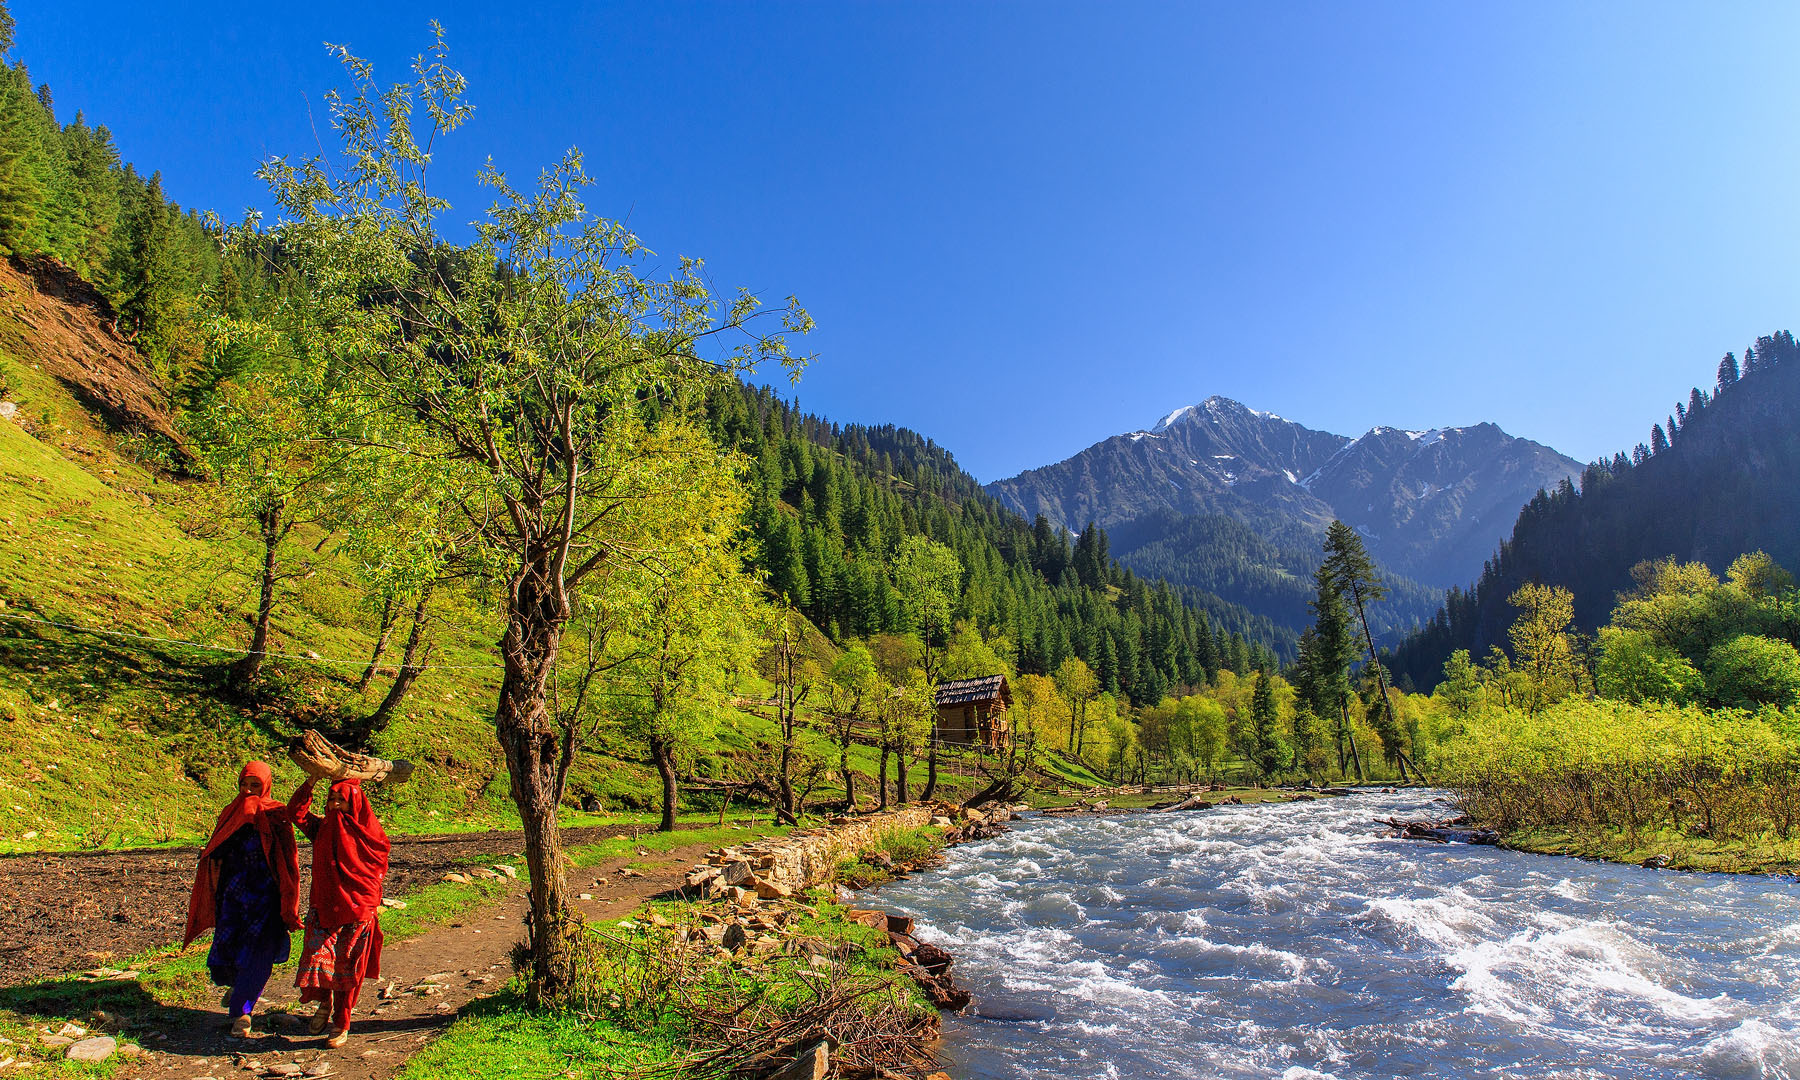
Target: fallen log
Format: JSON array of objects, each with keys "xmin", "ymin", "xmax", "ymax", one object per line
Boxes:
[
  {"xmin": 1377, "ymin": 817, "xmax": 1499, "ymax": 845},
  {"xmin": 1159, "ymin": 794, "xmax": 1215, "ymax": 813}
]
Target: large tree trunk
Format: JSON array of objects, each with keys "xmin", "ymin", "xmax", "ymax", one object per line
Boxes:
[
  {"xmin": 895, "ymin": 746, "xmax": 910, "ymax": 805},
  {"xmin": 367, "ymin": 588, "xmax": 433, "ymax": 736},
  {"xmin": 921, "ymin": 719, "xmax": 940, "ymax": 802},
  {"xmin": 877, "ymin": 744, "xmax": 890, "ymax": 810},
  {"xmin": 650, "ymin": 734, "xmax": 678, "ymax": 833},
  {"xmin": 230, "ymin": 505, "xmax": 288, "ymax": 694},
  {"xmin": 495, "ymin": 558, "xmax": 576, "ymax": 1008},
  {"xmin": 357, "ymin": 596, "xmax": 399, "ymax": 692},
  {"xmin": 1342, "ymin": 698, "xmax": 1365, "ymax": 782},
  {"xmin": 1350, "ymin": 587, "xmax": 1408, "ymax": 782},
  {"xmin": 777, "ymin": 734, "xmax": 798, "ymax": 823},
  {"xmin": 840, "ymin": 738, "xmax": 856, "ymax": 812}
]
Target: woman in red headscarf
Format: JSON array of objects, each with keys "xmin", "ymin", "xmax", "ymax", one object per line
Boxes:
[
  {"xmin": 289, "ymin": 776, "xmax": 391, "ymax": 1048},
  {"xmin": 185, "ymin": 761, "xmax": 303, "ymax": 1037}
]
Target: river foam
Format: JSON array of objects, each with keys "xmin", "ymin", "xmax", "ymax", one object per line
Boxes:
[{"xmin": 873, "ymin": 790, "xmax": 1800, "ymax": 1079}]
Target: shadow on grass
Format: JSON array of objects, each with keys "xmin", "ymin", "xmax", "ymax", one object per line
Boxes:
[{"xmin": 0, "ymin": 604, "xmax": 376, "ymax": 777}]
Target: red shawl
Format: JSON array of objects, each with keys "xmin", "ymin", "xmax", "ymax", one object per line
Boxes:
[
  {"xmin": 184, "ymin": 761, "xmax": 303, "ymax": 947},
  {"xmin": 293, "ymin": 778, "xmax": 391, "ymax": 927}
]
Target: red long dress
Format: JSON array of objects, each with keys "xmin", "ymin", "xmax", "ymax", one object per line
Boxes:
[{"xmin": 290, "ymin": 778, "xmax": 390, "ymax": 1020}]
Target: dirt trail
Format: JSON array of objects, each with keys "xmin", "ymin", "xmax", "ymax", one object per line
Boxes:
[
  {"xmin": 103, "ymin": 838, "xmax": 725, "ymax": 1080},
  {"xmin": 0, "ymin": 823, "xmax": 685, "ymax": 988}
]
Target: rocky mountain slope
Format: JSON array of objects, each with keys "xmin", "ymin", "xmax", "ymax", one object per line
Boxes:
[{"xmin": 987, "ymin": 396, "xmax": 1582, "ymax": 589}]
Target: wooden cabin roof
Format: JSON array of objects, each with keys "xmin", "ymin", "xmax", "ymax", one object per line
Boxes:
[{"xmin": 934, "ymin": 674, "xmax": 1011, "ymax": 708}]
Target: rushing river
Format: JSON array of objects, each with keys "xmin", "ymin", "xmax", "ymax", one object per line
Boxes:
[{"xmin": 871, "ymin": 790, "xmax": 1800, "ymax": 1079}]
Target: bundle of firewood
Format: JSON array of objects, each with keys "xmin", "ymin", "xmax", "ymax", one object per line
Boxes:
[{"xmin": 287, "ymin": 728, "xmax": 415, "ymax": 785}]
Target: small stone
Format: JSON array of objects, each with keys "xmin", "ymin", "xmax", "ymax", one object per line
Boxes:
[
  {"xmin": 578, "ymin": 893, "xmax": 593, "ymax": 900},
  {"xmin": 0, "ymin": 401, "xmax": 15, "ymax": 420},
  {"xmin": 66, "ymin": 1036, "xmax": 117, "ymax": 1062},
  {"xmin": 379, "ymin": 898, "xmax": 407, "ymax": 909},
  {"xmin": 492, "ymin": 864, "xmax": 517, "ymax": 879},
  {"xmin": 618, "ymin": 867, "xmax": 642, "ymax": 878},
  {"xmin": 40, "ymin": 1035, "xmax": 74, "ymax": 1048},
  {"xmin": 442, "ymin": 872, "xmax": 471, "ymax": 884}
]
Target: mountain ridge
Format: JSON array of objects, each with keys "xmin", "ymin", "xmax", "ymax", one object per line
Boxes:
[{"xmin": 987, "ymin": 395, "xmax": 1582, "ymax": 590}]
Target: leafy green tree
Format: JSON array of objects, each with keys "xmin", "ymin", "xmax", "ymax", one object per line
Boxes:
[
  {"xmin": 1706, "ymin": 635, "xmax": 1800, "ymax": 709},
  {"xmin": 608, "ymin": 468, "xmax": 764, "ymax": 832},
  {"xmin": 823, "ymin": 643, "xmax": 882, "ymax": 810},
  {"xmin": 184, "ymin": 366, "xmax": 354, "ymax": 694},
  {"xmin": 1436, "ymin": 649, "xmax": 1484, "ymax": 716},
  {"xmin": 1595, "ymin": 629, "xmax": 1705, "ymax": 705},
  {"xmin": 1053, "ymin": 656, "xmax": 1099, "ymax": 758},
  {"xmin": 240, "ymin": 37, "xmax": 808, "ymax": 1004},
  {"xmin": 1727, "ymin": 551, "xmax": 1795, "ymax": 601},
  {"xmin": 1175, "ymin": 694, "xmax": 1228, "ymax": 780},
  {"xmin": 892, "ymin": 534, "xmax": 961, "ymax": 800},
  {"xmin": 1507, "ymin": 583, "xmax": 1578, "ymax": 712}
]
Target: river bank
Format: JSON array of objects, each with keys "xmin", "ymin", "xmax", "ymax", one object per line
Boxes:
[{"xmin": 1493, "ymin": 826, "xmax": 1800, "ymax": 876}]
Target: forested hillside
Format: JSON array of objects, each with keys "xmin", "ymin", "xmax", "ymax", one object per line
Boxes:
[
  {"xmin": 715, "ymin": 385, "xmax": 1291, "ymax": 701},
  {"xmin": 1104, "ymin": 510, "xmax": 1440, "ymax": 640},
  {"xmin": 1392, "ymin": 333, "xmax": 1800, "ymax": 689},
  {"xmin": 0, "ymin": 21, "xmax": 270, "ymax": 414}
]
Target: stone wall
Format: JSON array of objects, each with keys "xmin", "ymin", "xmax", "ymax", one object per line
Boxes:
[{"xmin": 684, "ymin": 806, "xmax": 937, "ymax": 899}]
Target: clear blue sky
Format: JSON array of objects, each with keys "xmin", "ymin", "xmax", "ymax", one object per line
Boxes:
[{"xmin": 19, "ymin": 2, "xmax": 1800, "ymax": 482}]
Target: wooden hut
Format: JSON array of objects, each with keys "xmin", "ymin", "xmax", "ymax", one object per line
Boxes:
[{"xmin": 933, "ymin": 675, "xmax": 1012, "ymax": 750}]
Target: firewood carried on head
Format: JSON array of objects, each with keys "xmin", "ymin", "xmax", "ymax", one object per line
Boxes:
[{"xmin": 288, "ymin": 729, "xmax": 415, "ymax": 785}]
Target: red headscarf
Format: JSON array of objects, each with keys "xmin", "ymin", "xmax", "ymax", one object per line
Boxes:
[
  {"xmin": 184, "ymin": 761, "xmax": 302, "ymax": 946},
  {"xmin": 308, "ymin": 778, "xmax": 391, "ymax": 926}
]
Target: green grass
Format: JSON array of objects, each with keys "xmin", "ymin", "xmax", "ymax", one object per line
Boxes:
[
  {"xmin": 566, "ymin": 823, "xmax": 790, "ymax": 870},
  {"xmin": 1502, "ymin": 826, "xmax": 1800, "ymax": 875},
  {"xmin": 833, "ymin": 824, "xmax": 947, "ymax": 888},
  {"xmin": 396, "ymin": 897, "xmax": 930, "ymax": 1080}
]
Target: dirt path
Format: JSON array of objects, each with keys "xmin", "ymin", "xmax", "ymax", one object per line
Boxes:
[
  {"xmin": 108, "ymin": 839, "xmax": 723, "ymax": 1080},
  {"xmin": 0, "ymin": 823, "xmax": 692, "ymax": 988}
]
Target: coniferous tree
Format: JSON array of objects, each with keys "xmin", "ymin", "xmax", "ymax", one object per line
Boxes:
[{"xmin": 1322, "ymin": 521, "xmax": 1418, "ymax": 780}]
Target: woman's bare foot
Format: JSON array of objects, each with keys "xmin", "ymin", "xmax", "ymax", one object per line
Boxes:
[
  {"xmin": 307, "ymin": 1001, "xmax": 331, "ymax": 1035},
  {"xmin": 325, "ymin": 1027, "xmax": 349, "ymax": 1048},
  {"xmin": 228, "ymin": 1014, "xmax": 252, "ymax": 1038}
]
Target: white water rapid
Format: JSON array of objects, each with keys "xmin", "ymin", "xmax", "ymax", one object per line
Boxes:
[{"xmin": 872, "ymin": 790, "xmax": 1800, "ymax": 1079}]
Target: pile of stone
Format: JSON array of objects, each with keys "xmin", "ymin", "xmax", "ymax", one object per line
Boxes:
[{"xmin": 842, "ymin": 908, "xmax": 968, "ymax": 1010}]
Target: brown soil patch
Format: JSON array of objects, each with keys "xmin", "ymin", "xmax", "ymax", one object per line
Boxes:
[{"xmin": 0, "ymin": 254, "xmax": 184, "ymax": 453}]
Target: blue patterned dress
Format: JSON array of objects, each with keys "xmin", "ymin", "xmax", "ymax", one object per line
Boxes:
[{"xmin": 205, "ymin": 824, "xmax": 291, "ymax": 987}]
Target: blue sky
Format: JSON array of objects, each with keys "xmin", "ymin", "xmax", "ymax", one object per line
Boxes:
[{"xmin": 19, "ymin": 2, "xmax": 1800, "ymax": 482}]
